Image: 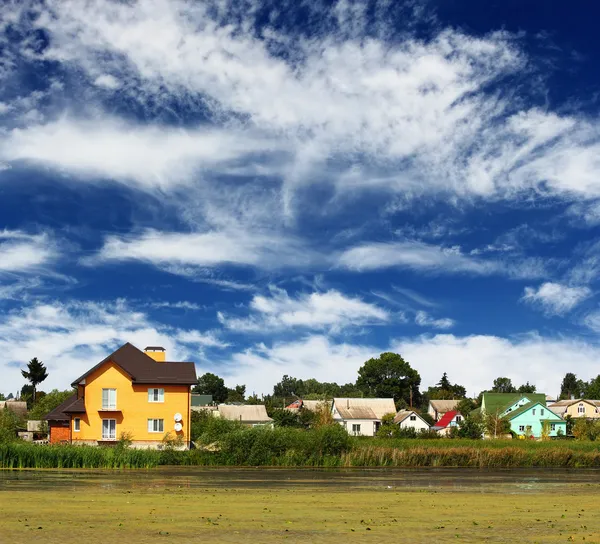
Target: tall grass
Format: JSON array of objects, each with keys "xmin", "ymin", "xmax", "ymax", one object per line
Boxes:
[
  {"xmin": 3, "ymin": 430, "xmax": 600, "ymax": 469},
  {"xmin": 0, "ymin": 443, "xmax": 161, "ymax": 469}
]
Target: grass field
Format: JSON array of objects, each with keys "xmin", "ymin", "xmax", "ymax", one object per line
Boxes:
[{"xmin": 1, "ymin": 470, "xmax": 600, "ymax": 543}]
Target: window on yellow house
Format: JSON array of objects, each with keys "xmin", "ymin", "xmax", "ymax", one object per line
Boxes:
[
  {"xmin": 102, "ymin": 419, "xmax": 116, "ymax": 440},
  {"xmin": 148, "ymin": 388, "xmax": 165, "ymax": 403},
  {"xmin": 102, "ymin": 388, "xmax": 117, "ymax": 410},
  {"xmin": 74, "ymin": 418, "xmax": 80, "ymax": 432},
  {"xmin": 148, "ymin": 419, "xmax": 164, "ymax": 433}
]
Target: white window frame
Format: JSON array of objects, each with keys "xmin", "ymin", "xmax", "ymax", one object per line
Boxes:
[
  {"xmin": 550, "ymin": 423, "xmax": 556, "ymax": 431},
  {"xmin": 532, "ymin": 409, "xmax": 536, "ymax": 416},
  {"xmin": 147, "ymin": 419, "xmax": 164, "ymax": 433},
  {"xmin": 148, "ymin": 388, "xmax": 165, "ymax": 403},
  {"xmin": 102, "ymin": 419, "xmax": 116, "ymax": 440},
  {"xmin": 456, "ymin": 415, "xmax": 462, "ymax": 423},
  {"xmin": 102, "ymin": 388, "xmax": 117, "ymax": 410},
  {"xmin": 541, "ymin": 409, "xmax": 545, "ymax": 416},
  {"xmin": 578, "ymin": 403, "xmax": 585, "ymax": 414},
  {"xmin": 519, "ymin": 425, "xmax": 525, "ymax": 432},
  {"xmin": 410, "ymin": 415, "xmax": 416, "ymax": 421},
  {"xmin": 352, "ymin": 423, "xmax": 361, "ymax": 435},
  {"xmin": 73, "ymin": 418, "xmax": 80, "ymax": 432}
]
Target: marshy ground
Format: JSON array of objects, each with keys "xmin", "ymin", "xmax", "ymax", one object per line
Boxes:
[{"xmin": 1, "ymin": 468, "xmax": 600, "ymax": 543}]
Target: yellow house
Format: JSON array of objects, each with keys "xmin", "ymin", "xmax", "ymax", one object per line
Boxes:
[
  {"xmin": 548, "ymin": 399, "xmax": 600, "ymax": 419},
  {"xmin": 46, "ymin": 343, "xmax": 196, "ymax": 449}
]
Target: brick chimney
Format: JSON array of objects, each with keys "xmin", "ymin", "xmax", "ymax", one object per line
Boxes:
[{"xmin": 144, "ymin": 346, "xmax": 166, "ymax": 362}]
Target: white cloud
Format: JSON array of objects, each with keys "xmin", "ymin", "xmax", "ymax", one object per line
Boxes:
[
  {"xmin": 217, "ymin": 331, "xmax": 600, "ymax": 397},
  {"xmin": 1, "ymin": 117, "xmax": 278, "ymax": 190},
  {"xmin": 218, "ymin": 287, "xmax": 389, "ymax": 332},
  {"xmin": 414, "ymin": 310, "xmax": 454, "ymax": 330},
  {"xmin": 336, "ymin": 240, "xmax": 493, "ymax": 274},
  {"xmin": 220, "ymin": 334, "xmax": 377, "ymax": 396},
  {"xmin": 93, "ymin": 228, "xmax": 319, "ymax": 272},
  {"xmin": 522, "ymin": 282, "xmax": 591, "ymax": 315},
  {"xmin": 0, "ymin": 230, "xmax": 59, "ymax": 274},
  {"xmin": 336, "ymin": 240, "xmax": 551, "ymax": 279},
  {"xmin": 0, "ymin": 299, "xmax": 226, "ymax": 395},
  {"xmin": 93, "ymin": 74, "xmax": 120, "ymax": 89},
  {"xmin": 394, "ymin": 333, "xmax": 600, "ymax": 398},
  {"xmin": 9, "ymin": 0, "xmax": 598, "ymax": 203}
]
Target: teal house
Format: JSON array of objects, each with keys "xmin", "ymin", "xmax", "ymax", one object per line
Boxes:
[{"xmin": 480, "ymin": 393, "xmax": 566, "ymax": 438}]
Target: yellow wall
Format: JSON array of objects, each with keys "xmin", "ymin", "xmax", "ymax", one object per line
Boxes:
[
  {"xmin": 564, "ymin": 401, "xmax": 600, "ymax": 419},
  {"xmin": 71, "ymin": 361, "xmax": 191, "ymax": 445},
  {"xmin": 144, "ymin": 350, "xmax": 166, "ymax": 362}
]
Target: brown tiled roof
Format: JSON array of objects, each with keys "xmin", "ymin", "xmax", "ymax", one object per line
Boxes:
[
  {"xmin": 44, "ymin": 393, "xmax": 78, "ymax": 421},
  {"xmin": 63, "ymin": 397, "xmax": 86, "ymax": 413},
  {"xmin": 71, "ymin": 343, "xmax": 197, "ymax": 386}
]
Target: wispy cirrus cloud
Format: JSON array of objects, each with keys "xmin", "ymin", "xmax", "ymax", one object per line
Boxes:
[
  {"xmin": 92, "ymin": 228, "xmax": 321, "ymax": 272},
  {"xmin": 414, "ymin": 310, "xmax": 454, "ymax": 330},
  {"xmin": 218, "ymin": 287, "xmax": 389, "ymax": 332},
  {"xmin": 0, "ymin": 230, "xmax": 60, "ymax": 274}
]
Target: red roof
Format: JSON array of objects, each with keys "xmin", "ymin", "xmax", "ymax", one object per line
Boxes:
[{"xmin": 435, "ymin": 410, "xmax": 459, "ymax": 429}]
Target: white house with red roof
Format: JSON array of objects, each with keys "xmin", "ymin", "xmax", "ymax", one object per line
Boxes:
[{"xmin": 431, "ymin": 410, "xmax": 463, "ymax": 436}]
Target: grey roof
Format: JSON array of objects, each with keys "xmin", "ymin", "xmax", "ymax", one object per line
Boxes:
[
  {"xmin": 191, "ymin": 394, "xmax": 213, "ymax": 406},
  {"xmin": 393, "ymin": 410, "xmax": 429, "ymax": 426},
  {"xmin": 333, "ymin": 398, "xmax": 396, "ymax": 420},
  {"xmin": 429, "ymin": 400, "xmax": 460, "ymax": 413},
  {"xmin": 0, "ymin": 400, "xmax": 27, "ymax": 419},
  {"xmin": 302, "ymin": 400, "xmax": 331, "ymax": 412},
  {"xmin": 217, "ymin": 405, "xmax": 273, "ymax": 423}
]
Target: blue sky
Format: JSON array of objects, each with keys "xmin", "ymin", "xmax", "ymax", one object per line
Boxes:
[{"xmin": 2, "ymin": 0, "xmax": 600, "ymax": 398}]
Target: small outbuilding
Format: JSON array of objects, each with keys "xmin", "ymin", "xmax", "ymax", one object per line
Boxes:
[
  {"xmin": 216, "ymin": 405, "xmax": 273, "ymax": 427},
  {"xmin": 393, "ymin": 410, "xmax": 431, "ymax": 432}
]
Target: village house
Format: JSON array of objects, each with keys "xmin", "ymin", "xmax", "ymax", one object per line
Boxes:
[
  {"xmin": 480, "ymin": 393, "xmax": 566, "ymax": 438},
  {"xmin": 431, "ymin": 410, "xmax": 463, "ymax": 436},
  {"xmin": 428, "ymin": 399, "xmax": 460, "ymax": 422},
  {"xmin": 548, "ymin": 399, "xmax": 600, "ymax": 419},
  {"xmin": 393, "ymin": 410, "xmax": 431, "ymax": 432},
  {"xmin": 331, "ymin": 398, "xmax": 396, "ymax": 436},
  {"xmin": 215, "ymin": 405, "xmax": 273, "ymax": 427},
  {"xmin": 44, "ymin": 343, "xmax": 197, "ymax": 449}
]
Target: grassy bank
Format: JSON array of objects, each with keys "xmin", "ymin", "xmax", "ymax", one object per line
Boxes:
[
  {"xmin": 2, "ymin": 474, "xmax": 600, "ymax": 543},
  {"xmin": 3, "ymin": 429, "xmax": 600, "ymax": 468}
]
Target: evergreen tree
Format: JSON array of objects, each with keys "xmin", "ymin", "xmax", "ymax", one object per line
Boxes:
[{"xmin": 21, "ymin": 357, "xmax": 48, "ymax": 404}]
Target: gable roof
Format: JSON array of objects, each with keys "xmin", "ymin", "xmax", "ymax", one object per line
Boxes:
[
  {"xmin": 429, "ymin": 400, "xmax": 460, "ymax": 413},
  {"xmin": 333, "ymin": 398, "xmax": 396, "ymax": 420},
  {"xmin": 549, "ymin": 399, "xmax": 600, "ymax": 409},
  {"xmin": 44, "ymin": 393, "xmax": 79, "ymax": 421},
  {"xmin": 432, "ymin": 410, "xmax": 459, "ymax": 429},
  {"xmin": 71, "ymin": 343, "xmax": 197, "ymax": 386},
  {"xmin": 505, "ymin": 401, "xmax": 563, "ymax": 421},
  {"xmin": 217, "ymin": 405, "xmax": 273, "ymax": 423},
  {"xmin": 394, "ymin": 410, "xmax": 429, "ymax": 426},
  {"xmin": 482, "ymin": 393, "xmax": 546, "ymax": 415}
]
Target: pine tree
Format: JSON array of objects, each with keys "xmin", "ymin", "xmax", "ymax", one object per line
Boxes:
[{"xmin": 21, "ymin": 357, "xmax": 48, "ymax": 404}]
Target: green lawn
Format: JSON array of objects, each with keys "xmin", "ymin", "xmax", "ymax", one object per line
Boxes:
[{"xmin": 1, "ymin": 475, "xmax": 600, "ymax": 543}]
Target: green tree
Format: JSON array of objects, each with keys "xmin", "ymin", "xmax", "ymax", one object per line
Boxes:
[
  {"xmin": 193, "ymin": 373, "xmax": 228, "ymax": 403},
  {"xmin": 271, "ymin": 409, "xmax": 303, "ymax": 428},
  {"xmin": 491, "ymin": 377, "xmax": 516, "ymax": 394},
  {"xmin": 427, "ymin": 373, "xmax": 467, "ymax": 400},
  {"xmin": 226, "ymin": 385, "xmax": 246, "ymax": 403},
  {"xmin": 456, "ymin": 398, "xmax": 477, "ymax": 416},
  {"xmin": 585, "ymin": 375, "xmax": 600, "ymax": 399},
  {"xmin": 484, "ymin": 411, "xmax": 511, "ymax": 438},
  {"xmin": 356, "ymin": 352, "xmax": 421, "ymax": 407},
  {"xmin": 21, "ymin": 357, "xmax": 48, "ymax": 404},
  {"xmin": 559, "ymin": 372, "xmax": 584, "ymax": 400},
  {"xmin": 273, "ymin": 375, "xmax": 305, "ymax": 398},
  {"xmin": 28, "ymin": 389, "xmax": 74, "ymax": 420},
  {"xmin": 375, "ymin": 413, "xmax": 399, "ymax": 438},
  {"xmin": 0, "ymin": 408, "xmax": 21, "ymax": 443},
  {"xmin": 0, "ymin": 393, "xmax": 5, "ymax": 401},
  {"xmin": 517, "ymin": 382, "xmax": 536, "ymax": 394},
  {"xmin": 456, "ymin": 414, "xmax": 484, "ymax": 439}
]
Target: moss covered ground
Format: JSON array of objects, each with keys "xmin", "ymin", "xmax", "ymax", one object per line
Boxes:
[{"xmin": 1, "ymin": 472, "xmax": 600, "ymax": 543}]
